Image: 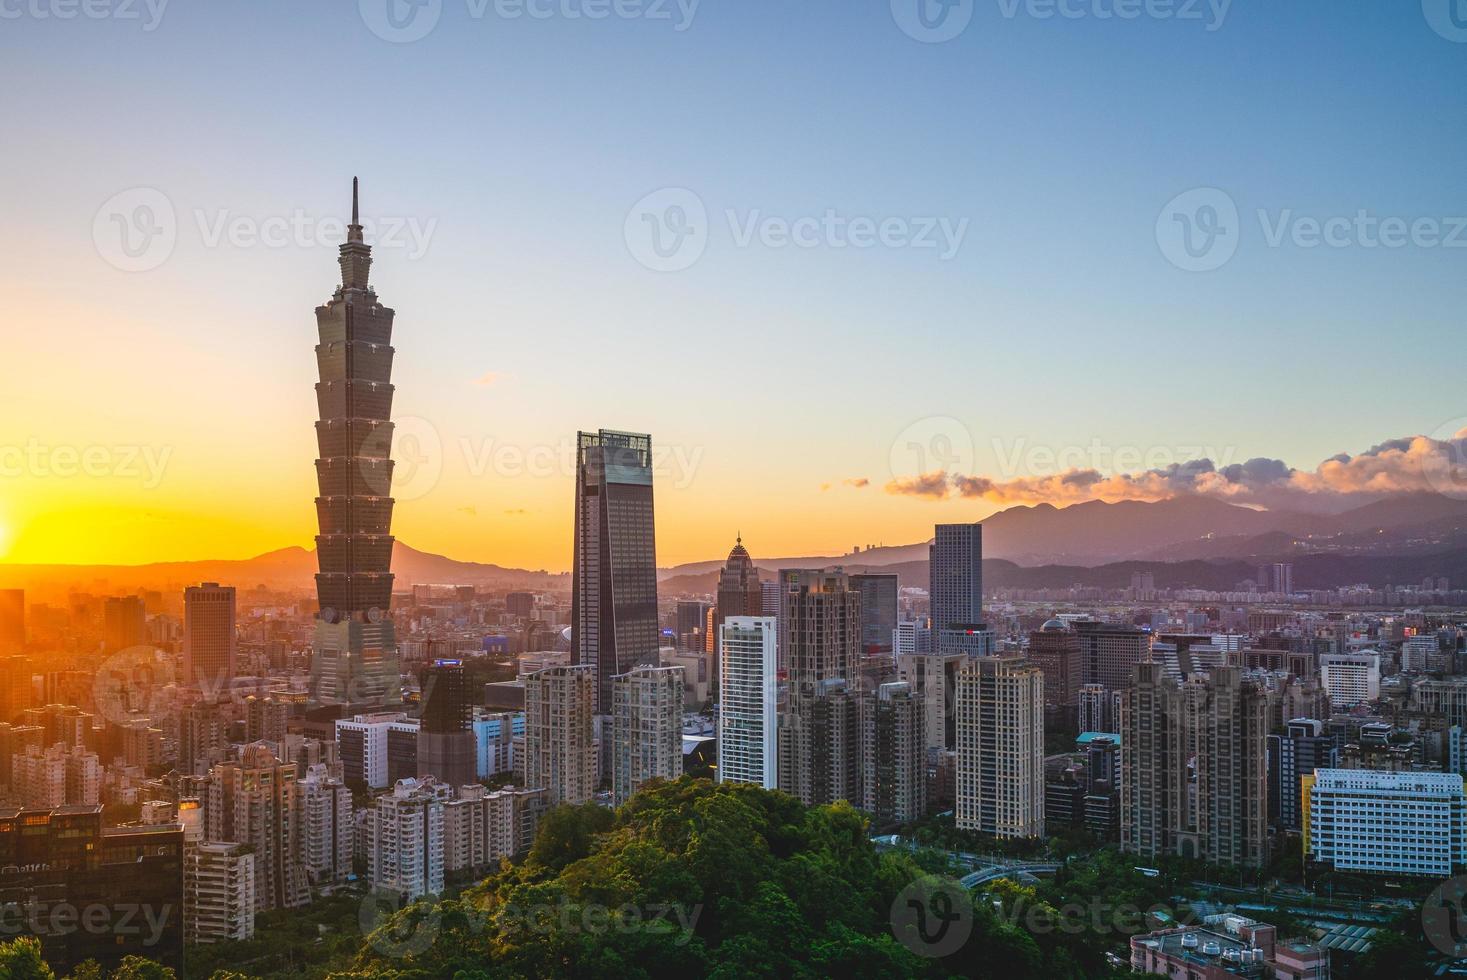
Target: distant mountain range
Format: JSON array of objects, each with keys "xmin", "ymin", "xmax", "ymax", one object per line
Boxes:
[
  {"xmin": 3, "ymin": 495, "xmax": 1461, "ymax": 602},
  {"xmin": 657, "ymin": 493, "xmax": 1467, "ymax": 594},
  {"xmin": 0, "ymin": 543, "xmax": 566, "ymax": 602}
]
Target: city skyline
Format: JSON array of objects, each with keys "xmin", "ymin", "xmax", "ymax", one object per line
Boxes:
[
  {"xmin": 5, "ymin": 3, "xmax": 1467, "ymax": 570},
  {"xmin": 4, "ymin": 4, "xmax": 1466, "ymax": 975}
]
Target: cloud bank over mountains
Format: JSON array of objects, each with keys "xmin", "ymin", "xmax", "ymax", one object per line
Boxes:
[{"xmin": 878, "ymin": 430, "xmax": 1467, "ymax": 512}]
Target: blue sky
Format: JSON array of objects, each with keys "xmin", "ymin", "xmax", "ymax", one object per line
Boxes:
[{"xmin": 2, "ymin": 0, "xmax": 1464, "ymax": 566}]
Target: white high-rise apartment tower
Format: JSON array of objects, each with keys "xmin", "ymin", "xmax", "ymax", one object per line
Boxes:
[{"xmin": 718, "ymin": 616, "xmax": 778, "ymax": 789}]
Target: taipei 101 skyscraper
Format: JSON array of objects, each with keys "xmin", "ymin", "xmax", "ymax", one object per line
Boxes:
[{"xmin": 309, "ymin": 179, "xmax": 402, "ymax": 705}]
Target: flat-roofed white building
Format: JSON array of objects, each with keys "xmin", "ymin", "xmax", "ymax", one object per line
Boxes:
[
  {"xmin": 1319, "ymin": 651, "xmax": 1381, "ymax": 708},
  {"xmin": 1306, "ymin": 768, "xmax": 1467, "ymax": 876},
  {"xmin": 717, "ymin": 616, "xmax": 777, "ymax": 790}
]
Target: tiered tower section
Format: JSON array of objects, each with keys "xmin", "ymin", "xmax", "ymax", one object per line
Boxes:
[{"xmin": 311, "ymin": 179, "xmax": 400, "ymax": 704}]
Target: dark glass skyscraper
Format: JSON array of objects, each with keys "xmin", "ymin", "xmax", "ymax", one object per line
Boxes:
[
  {"xmin": 417, "ymin": 658, "xmax": 476, "ymax": 787},
  {"xmin": 310, "ymin": 180, "xmax": 401, "ymax": 705},
  {"xmin": 850, "ymin": 573, "xmax": 898, "ymax": 657},
  {"xmin": 571, "ymin": 430, "xmax": 658, "ymax": 713},
  {"xmin": 930, "ymin": 523, "xmax": 990, "ymax": 656}
]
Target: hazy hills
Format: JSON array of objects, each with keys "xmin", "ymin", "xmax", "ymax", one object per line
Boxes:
[
  {"xmin": 0, "ymin": 542, "xmax": 566, "ymax": 602},
  {"xmin": 2, "ymin": 495, "xmax": 1461, "ymax": 602}
]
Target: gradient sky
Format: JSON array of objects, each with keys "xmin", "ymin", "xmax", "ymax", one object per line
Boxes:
[{"xmin": 2, "ymin": 1, "xmax": 1463, "ymax": 571}]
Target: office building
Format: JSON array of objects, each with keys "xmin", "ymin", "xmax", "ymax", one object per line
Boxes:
[
  {"xmin": 0, "ymin": 589, "xmax": 23, "ymax": 653},
  {"xmin": 1266, "ymin": 719, "xmax": 1336, "ymax": 833},
  {"xmin": 892, "ymin": 620, "xmax": 933, "ymax": 656},
  {"xmin": 0, "ymin": 656, "xmax": 31, "ymax": 724},
  {"xmin": 310, "ymin": 181, "xmax": 402, "ymax": 706},
  {"xmin": 1074, "ymin": 620, "xmax": 1150, "ymax": 694},
  {"xmin": 930, "ymin": 523, "xmax": 988, "ymax": 655},
  {"xmin": 1258, "ymin": 562, "xmax": 1295, "ymax": 595},
  {"xmin": 472, "ymin": 711, "xmax": 522, "ymax": 780},
  {"xmin": 717, "ymin": 616, "xmax": 778, "ymax": 790},
  {"xmin": 851, "ymin": 573, "xmax": 899, "ymax": 659},
  {"xmin": 1078, "ymin": 683, "xmax": 1109, "ymax": 733},
  {"xmin": 712, "ymin": 535, "xmax": 763, "ymax": 657},
  {"xmin": 611, "ymin": 665, "xmax": 684, "ymax": 805},
  {"xmin": 103, "ymin": 595, "xmax": 146, "ymax": 652},
  {"xmin": 1400, "ymin": 634, "xmax": 1445, "ymax": 674},
  {"xmin": 1305, "ymin": 769, "xmax": 1467, "ymax": 876},
  {"xmin": 0, "ymin": 806, "xmax": 184, "ymax": 973},
  {"xmin": 184, "ymin": 583, "xmax": 236, "ymax": 695},
  {"xmin": 571, "ymin": 429, "xmax": 659, "ymax": 713},
  {"xmin": 1121, "ymin": 664, "xmax": 1268, "ymax": 867},
  {"xmin": 760, "ymin": 580, "xmax": 780, "ymax": 618},
  {"xmin": 417, "ymin": 659, "xmax": 477, "ymax": 788},
  {"xmin": 523, "ymin": 665, "xmax": 597, "ymax": 805},
  {"xmin": 955, "ymin": 656, "xmax": 1044, "ymax": 838},
  {"xmin": 1319, "ymin": 652, "xmax": 1381, "ymax": 708},
  {"xmin": 335, "ymin": 711, "xmax": 418, "ymax": 789},
  {"xmin": 675, "ymin": 599, "xmax": 711, "ymax": 652}
]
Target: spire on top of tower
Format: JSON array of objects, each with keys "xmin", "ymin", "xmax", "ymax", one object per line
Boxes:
[{"xmin": 347, "ymin": 176, "xmax": 364, "ymax": 244}]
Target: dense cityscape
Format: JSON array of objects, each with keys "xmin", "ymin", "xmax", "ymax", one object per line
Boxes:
[
  {"xmin": 0, "ymin": 183, "xmax": 1459, "ymax": 977},
  {"xmin": 7, "ymin": 3, "xmax": 1467, "ymax": 979}
]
